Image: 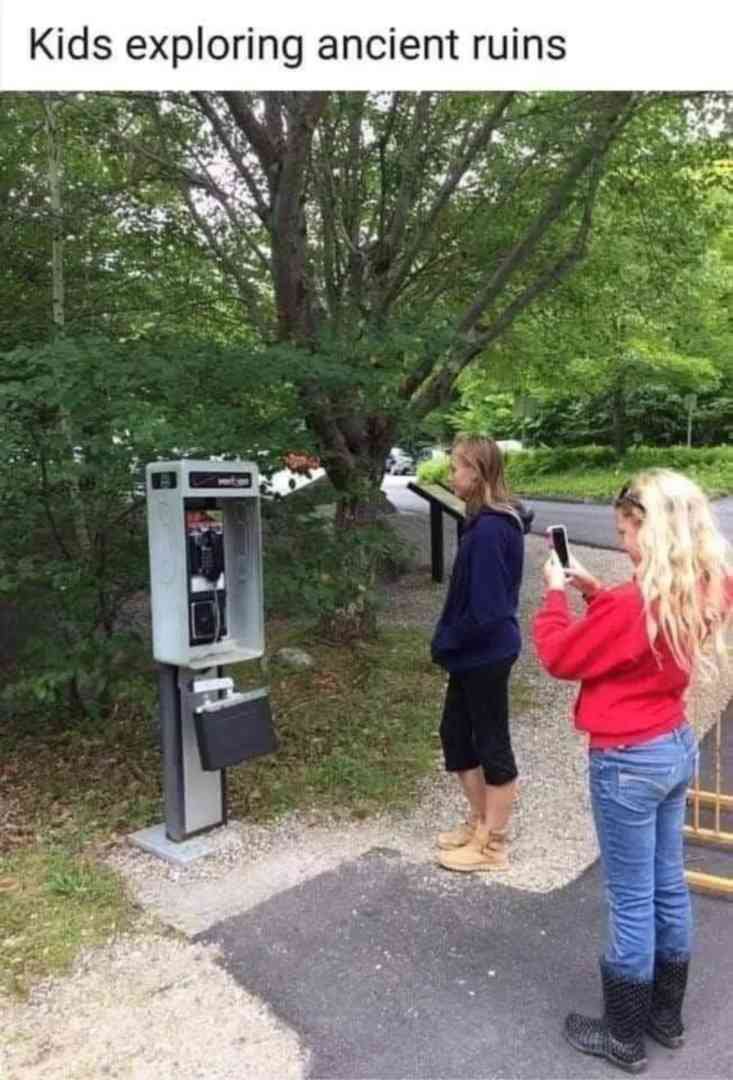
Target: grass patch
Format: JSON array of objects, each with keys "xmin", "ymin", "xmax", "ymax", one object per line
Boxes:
[
  {"xmin": 227, "ymin": 627, "xmax": 447, "ymax": 820},
  {"xmin": 511, "ymin": 467, "xmax": 732, "ymax": 501},
  {"xmin": 229, "ymin": 625, "xmax": 535, "ymax": 821},
  {"xmin": 1, "ymin": 617, "xmax": 536, "ymax": 994},
  {"xmin": 510, "ymin": 446, "xmax": 733, "ymax": 500},
  {"xmin": 2, "ymin": 623, "xmax": 538, "ymax": 842},
  {"xmin": 0, "ymin": 846, "xmax": 136, "ymax": 998},
  {"xmin": 419, "ymin": 445, "xmax": 733, "ymax": 501}
]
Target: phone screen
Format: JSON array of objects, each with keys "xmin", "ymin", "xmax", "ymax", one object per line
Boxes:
[{"xmin": 550, "ymin": 526, "xmax": 570, "ymax": 568}]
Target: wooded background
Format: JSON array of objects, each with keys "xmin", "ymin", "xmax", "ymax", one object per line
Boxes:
[{"xmin": 1, "ymin": 91, "xmax": 730, "ymax": 721}]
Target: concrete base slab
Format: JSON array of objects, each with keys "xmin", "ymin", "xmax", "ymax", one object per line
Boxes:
[{"xmin": 128, "ymin": 822, "xmax": 229, "ymax": 866}]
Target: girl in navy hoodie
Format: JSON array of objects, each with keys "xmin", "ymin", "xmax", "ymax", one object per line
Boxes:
[{"xmin": 432, "ymin": 436, "xmax": 532, "ymax": 872}]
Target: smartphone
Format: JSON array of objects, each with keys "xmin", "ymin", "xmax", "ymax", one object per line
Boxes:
[{"xmin": 548, "ymin": 524, "xmax": 570, "ymax": 568}]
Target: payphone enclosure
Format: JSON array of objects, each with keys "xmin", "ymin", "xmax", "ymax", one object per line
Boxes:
[{"xmin": 146, "ymin": 460, "xmax": 264, "ymax": 669}]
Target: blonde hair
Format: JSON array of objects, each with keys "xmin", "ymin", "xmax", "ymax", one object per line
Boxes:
[
  {"xmin": 615, "ymin": 468, "xmax": 731, "ymax": 676},
  {"xmin": 452, "ymin": 435, "xmax": 522, "ymax": 527}
]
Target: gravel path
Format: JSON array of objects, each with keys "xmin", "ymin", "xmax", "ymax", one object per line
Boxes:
[
  {"xmin": 2, "ymin": 519, "xmax": 730, "ymax": 1080},
  {"xmin": 1, "ymin": 927, "xmax": 306, "ymax": 1080}
]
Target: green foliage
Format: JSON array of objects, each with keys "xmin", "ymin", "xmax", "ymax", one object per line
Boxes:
[
  {"xmin": 448, "ymin": 125, "xmax": 732, "ymax": 454},
  {"xmin": 621, "ymin": 444, "xmax": 733, "ymax": 469},
  {"xmin": 2, "ymin": 89, "xmax": 730, "ymax": 701},
  {"xmin": 508, "ymin": 446, "xmax": 618, "ymax": 475},
  {"xmin": 449, "ymin": 383, "xmax": 733, "ymax": 449},
  {"xmin": 508, "ymin": 445, "xmax": 733, "ymax": 497},
  {"xmin": 417, "ymin": 455, "xmax": 451, "ymax": 485},
  {"xmin": 0, "ymin": 93, "xmax": 245, "ymax": 353},
  {"xmin": 446, "ymin": 390, "xmax": 520, "ymax": 440},
  {"xmin": 263, "ymin": 491, "xmax": 414, "ymax": 639},
  {"xmin": 104, "ymin": 91, "xmax": 732, "ymax": 483}
]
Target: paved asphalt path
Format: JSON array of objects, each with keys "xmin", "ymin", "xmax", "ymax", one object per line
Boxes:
[
  {"xmin": 383, "ymin": 477, "xmax": 733, "ymax": 550},
  {"xmin": 195, "ymin": 478, "xmax": 733, "ymax": 1077},
  {"xmin": 200, "ymin": 854, "xmax": 732, "ymax": 1080},
  {"xmin": 197, "ymin": 485, "xmax": 732, "ymax": 1078},
  {"xmin": 199, "ymin": 705, "xmax": 733, "ymax": 1080}
]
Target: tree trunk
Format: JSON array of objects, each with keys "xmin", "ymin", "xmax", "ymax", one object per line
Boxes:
[
  {"xmin": 331, "ymin": 446, "xmax": 395, "ymax": 530},
  {"xmin": 43, "ymin": 96, "xmax": 92, "ymax": 556},
  {"xmin": 303, "ymin": 398, "xmax": 397, "ymax": 527},
  {"xmin": 303, "ymin": 404, "xmax": 399, "ymax": 641}
]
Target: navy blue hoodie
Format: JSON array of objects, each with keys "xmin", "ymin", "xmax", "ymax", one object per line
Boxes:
[{"xmin": 431, "ymin": 504, "xmax": 532, "ymax": 673}]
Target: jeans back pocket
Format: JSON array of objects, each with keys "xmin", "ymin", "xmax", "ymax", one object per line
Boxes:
[{"xmin": 615, "ymin": 765, "xmax": 677, "ymax": 814}]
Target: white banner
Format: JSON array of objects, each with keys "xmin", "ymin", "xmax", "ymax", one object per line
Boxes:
[{"xmin": 0, "ymin": 0, "xmax": 731, "ymax": 91}]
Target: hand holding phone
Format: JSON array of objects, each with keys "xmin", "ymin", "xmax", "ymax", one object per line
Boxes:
[
  {"xmin": 548, "ymin": 524, "xmax": 570, "ymax": 568},
  {"xmin": 564, "ymin": 553, "xmax": 603, "ymax": 600}
]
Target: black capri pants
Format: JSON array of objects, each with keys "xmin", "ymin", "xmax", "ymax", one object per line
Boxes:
[{"xmin": 439, "ymin": 659, "xmax": 518, "ymax": 786}]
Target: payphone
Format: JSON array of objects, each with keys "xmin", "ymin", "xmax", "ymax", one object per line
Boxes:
[{"xmin": 142, "ymin": 459, "xmax": 277, "ymax": 851}]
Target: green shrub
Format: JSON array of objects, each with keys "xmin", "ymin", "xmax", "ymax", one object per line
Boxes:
[
  {"xmin": 0, "ymin": 334, "xmax": 303, "ymax": 726},
  {"xmin": 622, "ymin": 444, "xmax": 733, "ymax": 469},
  {"xmin": 416, "ymin": 444, "xmax": 733, "ymax": 500},
  {"xmin": 263, "ymin": 494, "xmax": 414, "ymax": 639},
  {"xmin": 416, "ymin": 454, "xmax": 450, "ymax": 485},
  {"xmin": 508, "ymin": 445, "xmax": 618, "ymax": 478},
  {"xmin": 514, "ymin": 386, "xmax": 732, "ymax": 448}
]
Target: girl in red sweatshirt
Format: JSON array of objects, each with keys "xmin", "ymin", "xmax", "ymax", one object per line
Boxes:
[{"xmin": 533, "ymin": 468, "xmax": 731, "ymax": 1074}]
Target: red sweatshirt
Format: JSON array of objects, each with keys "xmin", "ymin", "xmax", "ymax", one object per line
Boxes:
[{"xmin": 532, "ymin": 583, "xmax": 689, "ymax": 748}]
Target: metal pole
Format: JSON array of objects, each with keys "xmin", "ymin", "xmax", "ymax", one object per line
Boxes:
[
  {"xmin": 430, "ymin": 502, "xmax": 444, "ymax": 583},
  {"xmin": 158, "ymin": 663, "xmax": 186, "ymax": 842}
]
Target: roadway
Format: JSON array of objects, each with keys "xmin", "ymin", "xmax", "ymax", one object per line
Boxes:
[{"xmin": 382, "ymin": 476, "xmax": 733, "ymax": 549}]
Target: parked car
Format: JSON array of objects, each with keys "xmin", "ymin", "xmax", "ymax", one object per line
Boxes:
[
  {"xmin": 416, "ymin": 446, "xmax": 448, "ymax": 465},
  {"xmin": 385, "ymin": 447, "xmax": 416, "ymax": 475}
]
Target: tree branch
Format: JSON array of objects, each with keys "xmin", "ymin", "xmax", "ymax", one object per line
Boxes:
[
  {"xmin": 407, "ymin": 156, "xmax": 608, "ymax": 413},
  {"xmin": 343, "ymin": 94, "xmax": 368, "ymax": 312},
  {"xmin": 270, "ymin": 93, "xmax": 330, "ymax": 341},
  {"xmin": 185, "ymin": 143, "xmax": 272, "ymax": 276},
  {"xmin": 313, "ymin": 130, "xmax": 342, "ymax": 319},
  {"xmin": 370, "ymin": 92, "xmax": 401, "ymax": 245},
  {"xmin": 221, "ymin": 92, "xmax": 279, "ymax": 178},
  {"xmin": 180, "ymin": 186, "xmax": 272, "ymax": 337},
  {"xmin": 191, "ymin": 92, "xmax": 271, "ymax": 223},
  {"xmin": 455, "ymin": 93, "xmax": 639, "ymax": 337},
  {"xmin": 376, "ymin": 92, "xmax": 517, "ymax": 316},
  {"xmin": 373, "ymin": 93, "xmax": 432, "ymax": 274},
  {"xmin": 264, "ymin": 92, "xmax": 286, "ymax": 155}
]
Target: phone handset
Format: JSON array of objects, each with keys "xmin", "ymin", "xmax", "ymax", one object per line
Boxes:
[
  {"xmin": 188, "ymin": 527, "xmax": 227, "ymax": 645},
  {"xmin": 198, "ymin": 528, "xmax": 224, "ymax": 583}
]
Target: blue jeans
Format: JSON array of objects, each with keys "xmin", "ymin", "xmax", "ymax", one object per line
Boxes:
[{"xmin": 589, "ymin": 725, "xmax": 698, "ymax": 981}]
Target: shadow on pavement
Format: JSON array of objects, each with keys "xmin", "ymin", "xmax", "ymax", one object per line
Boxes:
[{"xmin": 197, "ymin": 713, "xmax": 732, "ymax": 1080}]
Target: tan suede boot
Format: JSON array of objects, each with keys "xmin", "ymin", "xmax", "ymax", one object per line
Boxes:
[
  {"xmin": 436, "ymin": 817, "xmax": 479, "ymax": 850},
  {"xmin": 437, "ymin": 827, "xmax": 509, "ymax": 871}
]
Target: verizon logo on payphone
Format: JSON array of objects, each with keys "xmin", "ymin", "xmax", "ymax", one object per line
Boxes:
[{"xmin": 189, "ymin": 471, "xmax": 252, "ymax": 489}]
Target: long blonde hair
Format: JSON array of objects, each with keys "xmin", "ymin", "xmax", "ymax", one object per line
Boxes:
[
  {"xmin": 615, "ymin": 468, "xmax": 731, "ymax": 676},
  {"xmin": 452, "ymin": 435, "xmax": 522, "ymax": 527}
]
